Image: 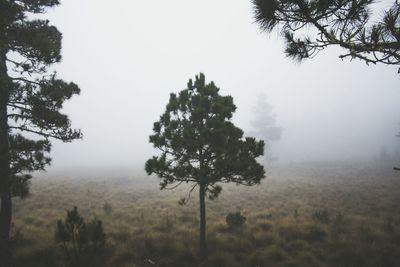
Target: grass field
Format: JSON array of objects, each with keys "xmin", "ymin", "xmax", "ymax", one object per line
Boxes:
[{"xmin": 11, "ymin": 163, "xmax": 400, "ymax": 267}]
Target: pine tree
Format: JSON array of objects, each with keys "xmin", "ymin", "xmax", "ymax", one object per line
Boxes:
[
  {"xmin": 250, "ymin": 93, "xmax": 282, "ymax": 163},
  {"xmin": 55, "ymin": 207, "xmax": 106, "ymax": 267},
  {"xmin": 252, "ymin": 0, "xmax": 400, "ymax": 72},
  {"xmin": 0, "ymin": 1, "xmax": 81, "ymax": 262},
  {"xmin": 145, "ymin": 73, "xmax": 265, "ymax": 262}
]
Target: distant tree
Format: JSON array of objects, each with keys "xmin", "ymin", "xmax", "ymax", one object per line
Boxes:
[
  {"xmin": 0, "ymin": 1, "xmax": 81, "ymax": 262},
  {"xmin": 145, "ymin": 73, "xmax": 265, "ymax": 262},
  {"xmin": 252, "ymin": 0, "xmax": 400, "ymax": 72},
  {"xmin": 395, "ymin": 126, "xmax": 400, "ymax": 171},
  {"xmin": 250, "ymin": 93, "xmax": 282, "ymax": 163}
]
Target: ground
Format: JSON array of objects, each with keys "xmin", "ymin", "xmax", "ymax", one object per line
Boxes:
[{"xmin": 11, "ymin": 163, "xmax": 400, "ymax": 267}]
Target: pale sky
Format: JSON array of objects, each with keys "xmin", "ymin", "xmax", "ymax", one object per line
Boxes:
[{"xmin": 35, "ymin": 0, "xmax": 400, "ymax": 173}]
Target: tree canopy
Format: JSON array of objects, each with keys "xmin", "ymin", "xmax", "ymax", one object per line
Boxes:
[
  {"xmin": 146, "ymin": 73, "xmax": 265, "ymax": 261},
  {"xmin": 1, "ymin": 0, "xmax": 81, "ymax": 196},
  {"xmin": 252, "ymin": 0, "xmax": 400, "ymax": 71},
  {"xmin": 146, "ymin": 73, "xmax": 265, "ymax": 198},
  {"xmin": 0, "ymin": 0, "xmax": 81, "ymax": 262}
]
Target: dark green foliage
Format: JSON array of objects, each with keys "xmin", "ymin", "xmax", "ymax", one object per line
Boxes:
[
  {"xmin": 145, "ymin": 73, "xmax": 265, "ymax": 199},
  {"xmin": 0, "ymin": 0, "xmax": 81, "ymax": 195},
  {"xmin": 0, "ymin": 1, "xmax": 81, "ymax": 261},
  {"xmin": 145, "ymin": 73, "xmax": 265, "ymax": 260},
  {"xmin": 253, "ymin": 0, "xmax": 400, "ymax": 71},
  {"xmin": 55, "ymin": 207, "xmax": 106, "ymax": 267},
  {"xmin": 226, "ymin": 212, "xmax": 246, "ymax": 230}
]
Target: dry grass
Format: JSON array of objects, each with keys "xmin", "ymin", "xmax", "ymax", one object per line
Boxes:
[{"xmin": 11, "ymin": 163, "xmax": 400, "ymax": 267}]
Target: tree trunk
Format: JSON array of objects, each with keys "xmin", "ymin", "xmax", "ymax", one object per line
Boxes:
[
  {"xmin": 199, "ymin": 183, "xmax": 208, "ymax": 263},
  {"xmin": 0, "ymin": 43, "xmax": 11, "ymax": 264},
  {"xmin": 0, "ymin": 193, "xmax": 11, "ymax": 264}
]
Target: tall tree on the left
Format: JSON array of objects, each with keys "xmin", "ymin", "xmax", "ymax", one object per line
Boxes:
[{"xmin": 0, "ymin": 1, "xmax": 81, "ymax": 263}]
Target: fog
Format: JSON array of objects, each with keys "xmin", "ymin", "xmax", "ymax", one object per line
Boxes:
[{"xmin": 41, "ymin": 0, "xmax": 399, "ymax": 174}]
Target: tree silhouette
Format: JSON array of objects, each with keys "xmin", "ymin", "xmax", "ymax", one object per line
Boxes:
[
  {"xmin": 0, "ymin": 1, "xmax": 81, "ymax": 262},
  {"xmin": 395, "ymin": 126, "xmax": 400, "ymax": 171},
  {"xmin": 145, "ymin": 73, "xmax": 265, "ymax": 262},
  {"xmin": 250, "ymin": 93, "xmax": 282, "ymax": 163},
  {"xmin": 252, "ymin": 0, "xmax": 400, "ymax": 72}
]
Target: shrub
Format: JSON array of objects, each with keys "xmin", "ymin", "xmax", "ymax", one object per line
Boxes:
[
  {"xmin": 55, "ymin": 206, "xmax": 107, "ymax": 267},
  {"xmin": 226, "ymin": 212, "xmax": 246, "ymax": 230},
  {"xmin": 312, "ymin": 209, "xmax": 331, "ymax": 224}
]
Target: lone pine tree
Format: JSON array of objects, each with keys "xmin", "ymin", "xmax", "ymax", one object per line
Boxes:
[
  {"xmin": 253, "ymin": 0, "xmax": 400, "ymax": 72},
  {"xmin": 0, "ymin": 0, "xmax": 81, "ymax": 262},
  {"xmin": 145, "ymin": 73, "xmax": 265, "ymax": 262}
]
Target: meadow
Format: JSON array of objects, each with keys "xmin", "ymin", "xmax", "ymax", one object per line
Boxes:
[{"xmin": 11, "ymin": 163, "xmax": 400, "ymax": 267}]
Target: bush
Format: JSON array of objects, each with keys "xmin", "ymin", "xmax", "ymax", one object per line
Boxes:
[
  {"xmin": 226, "ymin": 212, "xmax": 246, "ymax": 230},
  {"xmin": 312, "ymin": 209, "xmax": 331, "ymax": 224},
  {"xmin": 55, "ymin": 206, "xmax": 107, "ymax": 267}
]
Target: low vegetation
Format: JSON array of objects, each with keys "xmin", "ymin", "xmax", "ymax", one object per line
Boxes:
[
  {"xmin": 226, "ymin": 212, "xmax": 246, "ymax": 231},
  {"xmin": 11, "ymin": 163, "xmax": 400, "ymax": 266},
  {"xmin": 55, "ymin": 206, "xmax": 106, "ymax": 266}
]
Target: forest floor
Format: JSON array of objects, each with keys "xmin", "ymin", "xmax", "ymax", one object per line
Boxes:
[{"xmin": 11, "ymin": 163, "xmax": 400, "ymax": 267}]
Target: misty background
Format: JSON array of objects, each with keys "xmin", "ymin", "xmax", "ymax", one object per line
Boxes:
[{"xmin": 39, "ymin": 0, "xmax": 400, "ymax": 174}]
